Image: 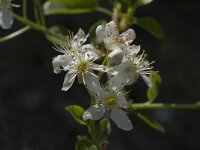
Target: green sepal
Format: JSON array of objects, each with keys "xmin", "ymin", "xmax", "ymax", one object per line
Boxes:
[
  {"xmin": 76, "ymin": 135, "xmax": 98, "ymax": 150},
  {"xmin": 147, "ymin": 71, "xmax": 162, "ymax": 102},
  {"xmin": 65, "ymin": 105, "xmax": 86, "ymax": 125},
  {"xmin": 96, "ymin": 118, "xmax": 111, "ymax": 139},
  {"xmin": 133, "ymin": 16, "xmax": 165, "ymax": 39},
  {"xmin": 135, "ymin": 112, "xmax": 165, "ymax": 133}
]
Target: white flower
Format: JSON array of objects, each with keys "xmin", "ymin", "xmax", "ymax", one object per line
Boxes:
[
  {"xmin": 0, "ymin": 0, "xmax": 18, "ymax": 29},
  {"xmin": 83, "ymin": 77, "xmax": 133, "ymax": 131},
  {"xmin": 110, "ymin": 49, "xmax": 154, "ymax": 88},
  {"xmin": 130, "ymin": 50, "xmax": 155, "ymax": 87},
  {"xmin": 96, "ymin": 20, "xmax": 140, "ymax": 66},
  {"xmin": 52, "ymin": 29, "xmax": 106, "ymax": 91},
  {"xmin": 96, "ymin": 21, "xmax": 135, "ymax": 51}
]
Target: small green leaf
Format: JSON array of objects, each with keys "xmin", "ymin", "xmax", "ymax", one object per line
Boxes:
[
  {"xmin": 147, "ymin": 71, "xmax": 162, "ymax": 102},
  {"xmin": 133, "ymin": 16, "xmax": 165, "ymax": 39},
  {"xmin": 76, "ymin": 135, "xmax": 98, "ymax": 150},
  {"xmin": 45, "ymin": 26, "xmax": 67, "ymax": 44},
  {"xmin": 65, "ymin": 105, "xmax": 86, "ymax": 125},
  {"xmin": 136, "ymin": 0, "xmax": 153, "ymax": 5},
  {"xmin": 136, "ymin": 112, "xmax": 165, "ymax": 133},
  {"xmin": 96, "ymin": 118, "xmax": 111, "ymax": 139},
  {"xmin": 49, "ymin": 0, "xmax": 98, "ymax": 9}
]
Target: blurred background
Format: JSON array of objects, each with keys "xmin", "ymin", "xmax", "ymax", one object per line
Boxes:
[{"xmin": 0, "ymin": 0, "xmax": 200, "ymax": 149}]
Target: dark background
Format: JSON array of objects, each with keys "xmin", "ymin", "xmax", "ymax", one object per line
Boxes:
[{"xmin": 0, "ymin": 0, "xmax": 200, "ymax": 149}]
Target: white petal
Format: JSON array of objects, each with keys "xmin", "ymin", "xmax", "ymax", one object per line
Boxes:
[
  {"xmin": 108, "ymin": 61, "xmax": 139, "ymax": 90},
  {"xmin": 0, "ymin": 6, "xmax": 13, "ymax": 29},
  {"xmin": 83, "ymin": 104, "xmax": 105, "ymax": 121},
  {"xmin": 119, "ymin": 29, "xmax": 136, "ymax": 44},
  {"xmin": 96, "ymin": 25, "xmax": 105, "ymax": 41},
  {"xmin": 62, "ymin": 72, "xmax": 77, "ymax": 91},
  {"xmin": 105, "ymin": 21, "xmax": 119, "ymax": 36},
  {"xmin": 92, "ymin": 64, "xmax": 107, "ymax": 72},
  {"xmin": 83, "ymin": 73, "xmax": 105, "ymax": 100},
  {"xmin": 107, "ymin": 49, "xmax": 124, "ymax": 66},
  {"xmin": 52, "ymin": 55, "xmax": 71, "ymax": 74},
  {"xmin": 73, "ymin": 28, "xmax": 88, "ymax": 46},
  {"xmin": 127, "ymin": 45, "xmax": 140, "ymax": 55},
  {"xmin": 110, "ymin": 107, "xmax": 133, "ymax": 131},
  {"xmin": 116, "ymin": 92, "xmax": 128, "ymax": 108},
  {"xmin": 141, "ymin": 74, "xmax": 152, "ymax": 87}
]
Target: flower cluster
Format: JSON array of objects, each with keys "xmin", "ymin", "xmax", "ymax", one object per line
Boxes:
[
  {"xmin": 52, "ymin": 21, "xmax": 155, "ymax": 131},
  {"xmin": 0, "ymin": 0, "xmax": 18, "ymax": 29}
]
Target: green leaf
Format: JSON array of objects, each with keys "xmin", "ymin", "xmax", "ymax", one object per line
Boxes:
[
  {"xmin": 136, "ymin": 0, "xmax": 153, "ymax": 5},
  {"xmin": 76, "ymin": 135, "xmax": 98, "ymax": 150},
  {"xmin": 43, "ymin": 1, "xmax": 94, "ymax": 15},
  {"xmin": 49, "ymin": 0, "xmax": 98, "ymax": 8},
  {"xmin": 45, "ymin": 26, "xmax": 67, "ymax": 44},
  {"xmin": 96, "ymin": 118, "xmax": 111, "ymax": 139},
  {"xmin": 147, "ymin": 71, "xmax": 162, "ymax": 102},
  {"xmin": 136, "ymin": 112, "xmax": 165, "ymax": 133},
  {"xmin": 65, "ymin": 105, "xmax": 86, "ymax": 125},
  {"xmin": 133, "ymin": 16, "xmax": 165, "ymax": 39}
]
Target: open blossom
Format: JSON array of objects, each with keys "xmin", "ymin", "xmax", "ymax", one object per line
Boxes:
[
  {"xmin": 109, "ymin": 48, "xmax": 154, "ymax": 88},
  {"xmin": 96, "ymin": 20, "xmax": 140, "ymax": 66},
  {"xmin": 52, "ymin": 29, "xmax": 106, "ymax": 91},
  {"xmin": 0, "ymin": 0, "xmax": 18, "ymax": 29},
  {"xmin": 83, "ymin": 76, "xmax": 133, "ymax": 131}
]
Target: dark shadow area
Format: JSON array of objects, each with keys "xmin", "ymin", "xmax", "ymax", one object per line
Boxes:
[{"xmin": 0, "ymin": 0, "xmax": 200, "ymax": 150}]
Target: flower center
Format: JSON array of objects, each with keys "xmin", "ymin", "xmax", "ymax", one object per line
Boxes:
[
  {"xmin": 77, "ymin": 61, "xmax": 88, "ymax": 73},
  {"xmin": 105, "ymin": 96, "xmax": 117, "ymax": 106}
]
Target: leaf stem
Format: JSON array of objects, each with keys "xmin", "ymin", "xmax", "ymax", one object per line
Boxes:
[
  {"xmin": 87, "ymin": 120, "xmax": 100, "ymax": 149},
  {"xmin": 129, "ymin": 102, "xmax": 200, "ymax": 111},
  {"xmin": 12, "ymin": 13, "xmax": 65, "ymax": 41},
  {"xmin": 22, "ymin": 0, "xmax": 27, "ymax": 18},
  {"xmin": 0, "ymin": 26, "xmax": 30, "ymax": 42}
]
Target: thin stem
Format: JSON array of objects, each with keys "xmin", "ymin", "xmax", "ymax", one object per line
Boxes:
[
  {"xmin": 129, "ymin": 102, "xmax": 200, "ymax": 111},
  {"xmin": 33, "ymin": 0, "xmax": 46, "ymax": 26},
  {"xmin": 33, "ymin": 0, "xmax": 41, "ymax": 24},
  {"xmin": 36, "ymin": 0, "xmax": 46, "ymax": 26},
  {"xmin": 0, "ymin": 26, "xmax": 30, "ymax": 42},
  {"xmin": 22, "ymin": 0, "xmax": 27, "ymax": 18},
  {"xmin": 13, "ymin": 13, "xmax": 65, "ymax": 41},
  {"xmin": 87, "ymin": 120, "xmax": 100, "ymax": 149},
  {"xmin": 94, "ymin": 7, "xmax": 112, "ymax": 16}
]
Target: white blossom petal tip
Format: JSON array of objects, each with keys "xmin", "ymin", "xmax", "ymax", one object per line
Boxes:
[
  {"xmin": 61, "ymin": 72, "xmax": 77, "ymax": 91},
  {"xmin": 110, "ymin": 107, "xmax": 133, "ymax": 131},
  {"xmin": 83, "ymin": 104, "xmax": 105, "ymax": 121}
]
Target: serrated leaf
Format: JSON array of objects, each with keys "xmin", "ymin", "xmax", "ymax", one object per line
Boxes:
[
  {"xmin": 76, "ymin": 135, "xmax": 98, "ymax": 150},
  {"xmin": 49, "ymin": 0, "xmax": 98, "ymax": 9},
  {"xmin": 147, "ymin": 71, "xmax": 161, "ymax": 102},
  {"xmin": 136, "ymin": 112, "xmax": 165, "ymax": 133},
  {"xmin": 45, "ymin": 26, "xmax": 66, "ymax": 44},
  {"xmin": 65, "ymin": 105, "xmax": 86, "ymax": 125},
  {"xmin": 133, "ymin": 16, "xmax": 165, "ymax": 39},
  {"xmin": 96, "ymin": 118, "xmax": 111, "ymax": 139}
]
